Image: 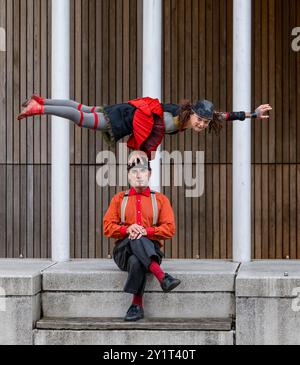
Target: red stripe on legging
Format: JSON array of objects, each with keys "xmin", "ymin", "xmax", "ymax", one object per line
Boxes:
[
  {"xmin": 91, "ymin": 106, "xmax": 96, "ymax": 113},
  {"xmin": 78, "ymin": 104, "xmax": 82, "ymax": 111},
  {"xmin": 79, "ymin": 111, "xmax": 84, "ymax": 127},
  {"xmin": 93, "ymin": 112, "xmax": 99, "ymax": 130}
]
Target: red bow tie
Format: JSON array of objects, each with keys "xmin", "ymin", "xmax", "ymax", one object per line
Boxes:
[{"xmin": 129, "ymin": 187, "xmax": 151, "ymax": 197}]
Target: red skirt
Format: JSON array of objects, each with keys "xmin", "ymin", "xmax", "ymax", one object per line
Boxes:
[{"xmin": 127, "ymin": 97, "xmax": 165, "ymax": 159}]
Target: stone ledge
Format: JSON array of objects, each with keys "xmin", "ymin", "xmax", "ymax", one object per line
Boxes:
[
  {"xmin": 36, "ymin": 317, "xmax": 233, "ymax": 331},
  {"xmin": 42, "ymin": 291, "xmax": 235, "ymax": 318},
  {"xmin": 34, "ymin": 329, "xmax": 234, "ymax": 345},
  {"xmin": 236, "ymin": 260, "xmax": 300, "ymax": 297},
  {"xmin": 0, "ymin": 260, "xmax": 55, "ymax": 296},
  {"xmin": 42, "ymin": 259, "xmax": 239, "ymax": 292}
]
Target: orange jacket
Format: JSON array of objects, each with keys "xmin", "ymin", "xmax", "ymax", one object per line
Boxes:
[{"xmin": 103, "ymin": 187, "xmax": 176, "ymax": 247}]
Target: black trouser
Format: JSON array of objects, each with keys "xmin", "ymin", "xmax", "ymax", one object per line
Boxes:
[{"xmin": 113, "ymin": 237, "xmax": 164, "ymax": 296}]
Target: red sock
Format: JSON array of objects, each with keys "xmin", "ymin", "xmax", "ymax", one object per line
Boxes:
[
  {"xmin": 132, "ymin": 294, "xmax": 143, "ymax": 308},
  {"xmin": 149, "ymin": 260, "xmax": 165, "ymax": 283}
]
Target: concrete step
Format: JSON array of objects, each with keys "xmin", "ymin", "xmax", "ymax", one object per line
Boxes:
[
  {"xmin": 41, "ymin": 259, "xmax": 239, "ymax": 319},
  {"xmin": 36, "ymin": 317, "xmax": 233, "ymax": 331},
  {"xmin": 34, "ymin": 317, "xmax": 234, "ymax": 345}
]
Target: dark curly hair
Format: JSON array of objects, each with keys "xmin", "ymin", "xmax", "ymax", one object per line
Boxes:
[{"xmin": 178, "ymin": 100, "xmax": 225, "ymax": 136}]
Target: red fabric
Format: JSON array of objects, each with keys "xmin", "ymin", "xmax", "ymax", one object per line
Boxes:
[
  {"xmin": 119, "ymin": 226, "xmax": 128, "ymax": 237},
  {"xmin": 17, "ymin": 99, "xmax": 44, "ymax": 120},
  {"xmin": 149, "ymin": 260, "xmax": 165, "ymax": 283},
  {"xmin": 129, "ymin": 188, "xmax": 151, "ymax": 227},
  {"xmin": 128, "ymin": 187, "xmax": 151, "ymax": 197},
  {"xmin": 146, "ymin": 227, "xmax": 155, "ymax": 239},
  {"xmin": 78, "ymin": 104, "xmax": 82, "ymax": 111},
  {"xmin": 127, "ymin": 97, "xmax": 164, "ymax": 157},
  {"xmin": 137, "ymin": 195, "xmax": 142, "ymax": 225},
  {"xmin": 132, "ymin": 294, "xmax": 143, "ymax": 307},
  {"xmin": 93, "ymin": 112, "xmax": 99, "ymax": 130},
  {"xmin": 32, "ymin": 95, "xmax": 45, "ymax": 105},
  {"xmin": 79, "ymin": 111, "xmax": 84, "ymax": 127},
  {"xmin": 91, "ymin": 106, "xmax": 96, "ymax": 113},
  {"xmin": 226, "ymin": 112, "xmax": 230, "ymax": 121}
]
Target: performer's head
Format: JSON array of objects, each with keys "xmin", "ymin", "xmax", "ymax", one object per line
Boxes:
[
  {"xmin": 178, "ymin": 99, "xmax": 223, "ymax": 135},
  {"xmin": 127, "ymin": 151, "xmax": 152, "ymax": 190}
]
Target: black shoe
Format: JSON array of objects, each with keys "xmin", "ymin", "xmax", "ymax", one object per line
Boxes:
[
  {"xmin": 161, "ymin": 273, "xmax": 181, "ymax": 292},
  {"xmin": 124, "ymin": 304, "xmax": 144, "ymax": 322}
]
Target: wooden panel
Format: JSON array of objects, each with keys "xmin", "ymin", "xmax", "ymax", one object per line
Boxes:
[
  {"xmin": 33, "ymin": 0, "xmax": 41, "ymax": 164},
  {"xmin": 290, "ymin": 165, "xmax": 297, "ymax": 259},
  {"xmin": 40, "ymin": 165, "xmax": 48, "ymax": 258},
  {"xmin": 254, "ymin": 165, "xmax": 262, "ymax": 258},
  {"xmin": 275, "ymin": 165, "xmax": 283, "ymax": 258},
  {"xmin": 0, "ymin": 166, "xmax": 6, "ymax": 257},
  {"xmin": 6, "ymin": 0, "xmax": 13, "ymax": 164},
  {"xmin": 20, "ymin": 166, "xmax": 27, "ymax": 257},
  {"xmin": 6, "ymin": 166, "xmax": 13, "ymax": 257},
  {"xmin": 27, "ymin": 165, "xmax": 34, "ymax": 258},
  {"xmin": 0, "ymin": 0, "xmax": 6, "ymax": 163},
  {"xmin": 282, "ymin": 165, "xmax": 290, "ymax": 258},
  {"xmin": 33, "ymin": 165, "xmax": 41, "ymax": 257},
  {"xmin": 275, "ymin": 0, "xmax": 283, "ymax": 163},
  {"xmin": 27, "ymin": 0, "xmax": 35, "ymax": 164},
  {"xmin": 269, "ymin": 165, "xmax": 276, "ymax": 259},
  {"xmin": 268, "ymin": 0, "xmax": 276, "ymax": 163},
  {"xmin": 261, "ymin": 165, "xmax": 269, "ymax": 259},
  {"xmin": 19, "ymin": 0, "xmax": 27, "ymax": 165},
  {"xmin": 253, "ymin": 0, "xmax": 262, "ymax": 164}
]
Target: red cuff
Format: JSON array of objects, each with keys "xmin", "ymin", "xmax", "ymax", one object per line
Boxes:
[
  {"xmin": 119, "ymin": 226, "xmax": 128, "ymax": 238},
  {"xmin": 146, "ymin": 227, "xmax": 155, "ymax": 238},
  {"xmin": 226, "ymin": 112, "xmax": 230, "ymax": 121}
]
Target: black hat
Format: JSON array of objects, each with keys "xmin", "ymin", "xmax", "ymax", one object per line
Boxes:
[
  {"xmin": 192, "ymin": 99, "xmax": 215, "ymax": 120},
  {"xmin": 127, "ymin": 156, "xmax": 151, "ymax": 172}
]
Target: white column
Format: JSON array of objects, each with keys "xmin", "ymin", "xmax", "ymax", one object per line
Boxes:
[
  {"xmin": 232, "ymin": 0, "xmax": 252, "ymax": 262},
  {"xmin": 143, "ymin": 0, "xmax": 162, "ymax": 192},
  {"xmin": 51, "ymin": 0, "xmax": 70, "ymax": 262}
]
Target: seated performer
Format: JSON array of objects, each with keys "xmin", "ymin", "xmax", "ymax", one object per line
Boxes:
[
  {"xmin": 103, "ymin": 151, "xmax": 180, "ymax": 321},
  {"xmin": 17, "ymin": 94, "xmax": 272, "ymax": 159}
]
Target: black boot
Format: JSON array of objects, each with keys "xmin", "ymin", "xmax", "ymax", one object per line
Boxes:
[
  {"xmin": 161, "ymin": 273, "xmax": 181, "ymax": 293},
  {"xmin": 124, "ymin": 304, "xmax": 144, "ymax": 322}
]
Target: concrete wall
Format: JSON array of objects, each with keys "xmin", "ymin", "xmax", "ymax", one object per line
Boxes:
[
  {"xmin": 0, "ymin": 260, "xmax": 54, "ymax": 345},
  {"xmin": 236, "ymin": 261, "xmax": 300, "ymax": 345}
]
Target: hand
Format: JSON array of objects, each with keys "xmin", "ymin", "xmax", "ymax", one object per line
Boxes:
[
  {"xmin": 127, "ymin": 224, "xmax": 147, "ymax": 240},
  {"xmin": 254, "ymin": 104, "xmax": 272, "ymax": 119}
]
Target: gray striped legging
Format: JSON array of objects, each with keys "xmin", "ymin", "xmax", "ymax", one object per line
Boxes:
[{"xmin": 43, "ymin": 98, "xmax": 109, "ymax": 131}]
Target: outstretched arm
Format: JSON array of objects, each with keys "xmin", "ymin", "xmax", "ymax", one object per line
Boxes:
[{"xmin": 225, "ymin": 104, "xmax": 272, "ymax": 122}]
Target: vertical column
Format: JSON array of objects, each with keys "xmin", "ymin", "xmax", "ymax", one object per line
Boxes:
[
  {"xmin": 143, "ymin": 0, "xmax": 162, "ymax": 192},
  {"xmin": 51, "ymin": 0, "xmax": 70, "ymax": 261},
  {"xmin": 232, "ymin": 0, "xmax": 252, "ymax": 262}
]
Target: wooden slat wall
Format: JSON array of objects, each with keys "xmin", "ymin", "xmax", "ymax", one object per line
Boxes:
[
  {"xmin": 161, "ymin": 0, "xmax": 234, "ymax": 258},
  {"xmin": 0, "ymin": 0, "xmax": 300, "ymax": 259},
  {"xmin": 251, "ymin": 0, "xmax": 300, "ymax": 259},
  {"xmin": 0, "ymin": 0, "xmax": 52, "ymax": 258}
]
